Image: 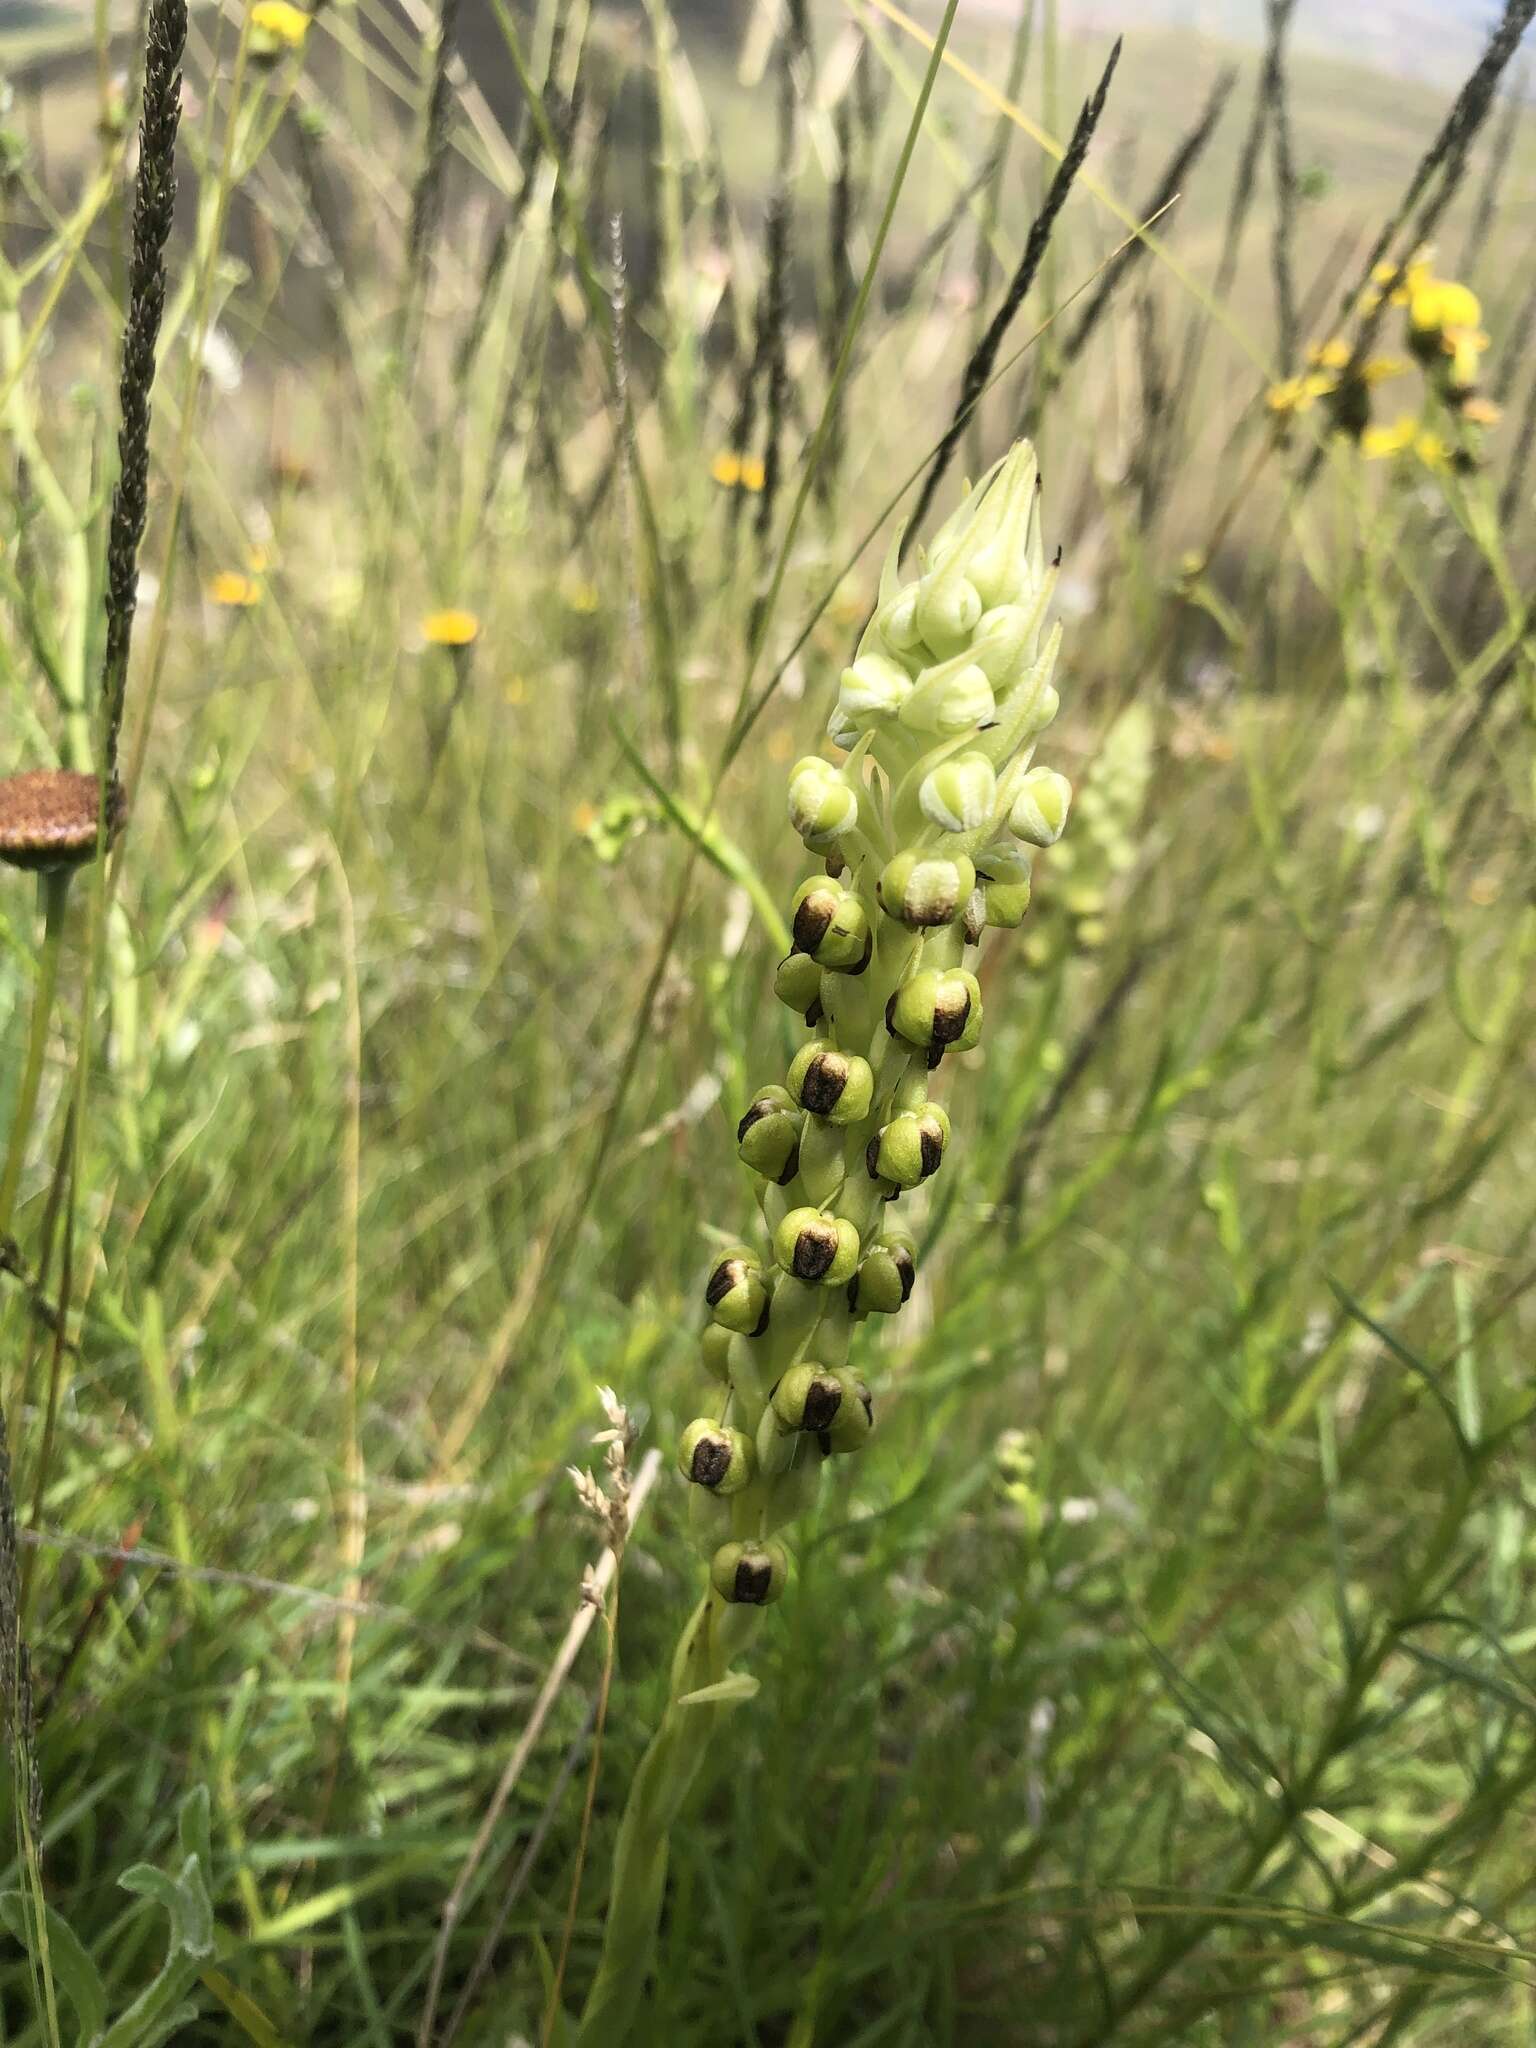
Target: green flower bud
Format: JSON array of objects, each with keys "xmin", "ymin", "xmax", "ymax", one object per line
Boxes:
[
  {"xmin": 787, "ymin": 1040, "xmax": 875, "ymax": 1125},
  {"xmin": 919, "ymin": 751, "xmax": 998, "ymax": 834},
  {"xmin": 966, "ymin": 445, "xmax": 1042, "ymax": 610},
  {"xmin": 877, "ymin": 584, "xmax": 926, "ymax": 653},
  {"xmin": 787, "ymin": 756, "xmax": 859, "ymax": 851},
  {"xmin": 975, "ymin": 845, "xmax": 1033, "ymax": 929},
  {"xmin": 705, "ymin": 1247, "xmax": 771, "ymax": 1335},
  {"xmin": 877, "ymin": 850, "xmax": 976, "ymax": 929},
  {"xmin": 824, "ymin": 1376, "xmax": 875, "ymax": 1454},
  {"xmin": 773, "ymin": 1206, "xmax": 861, "ymax": 1286},
  {"xmin": 700, "ymin": 1324, "xmax": 735, "ymax": 1384},
  {"xmin": 887, "ymin": 968, "xmax": 983, "ymax": 1055},
  {"xmin": 899, "ymin": 657, "xmax": 996, "ymax": 738},
  {"xmin": 678, "ymin": 1419, "xmax": 755, "ymax": 1495},
  {"xmin": 914, "ymin": 551, "xmax": 984, "ymax": 655},
  {"xmin": 791, "ymin": 877, "xmax": 871, "ymax": 972},
  {"xmin": 971, "ymin": 604, "xmax": 1040, "ymax": 691},
  {"xmin": 737, "ymin": 1089, "xmax": 802, "ymax": 1185},
  {"xmin": 710, "ymin": 1538, "xmax": 789, "ymax": 1606},
  {"xmin": 771, "ymin": 1361, "xmax": 845, "ymax": 1433},
  {"xmin": 837, "ymin": 652, "xmax": 913, "ymax": 726},
  {"xmin": 865, "ymin": 1105, "xmax": 949, "ymax": 1189},
  {"xmin": 1009, "ymin": 766, "xmax": 1073, "ymax": 847},
  {"xmin": 774, "ymin": 951, "xmax": 824, "ymax": 1022},
  {"xmin": 847, "ymin": 1237, "xmax": 915, "ymax": 1315}
]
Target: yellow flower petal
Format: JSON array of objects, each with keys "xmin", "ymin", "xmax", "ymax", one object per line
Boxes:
[
  {"xmin": 208, "ymin": 571, "xmax": 261, "ymax": 608},
  {"xmin": 421, "ymin": 608, "xmax": 480, "ymax": 647},
  {"xmin": 251, "ymin": 0, "xmax": 310, "ymax": 48},
  {"xmin": 1360, "ymin": 416, "xmax": 1418, "ymax": 460}
]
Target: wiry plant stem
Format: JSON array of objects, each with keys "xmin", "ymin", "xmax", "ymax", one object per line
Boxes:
[
  {"xmin": 100, "ymin": 0, "xmax": 187, "ymax": 781},
  {"xmin": 906, "ymin": 38, "xmax": 1120, "ymax": 550}
]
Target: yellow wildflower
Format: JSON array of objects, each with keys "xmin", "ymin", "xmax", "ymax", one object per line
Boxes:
[
  {"xmin": 710, "ymin": 451, "xmax": 743, "ymax": 488},
  {"xmin": 564, "ymin": 579, "xmax": 600, "ymax": 615},
  {"xmin": 1408, "ymin": 278, "xmax": 1481, "ymax": 340},
  {"xmin": 1360, "ymin": 355, "xmax": 1407, "ymax": 385},
  {"xmin": 1266, "ymin": 373, "xmax": 1331, "ymax": 416},
  {"xmin": 739, "ymin": 455, "xmax": 766, "ymax": 492},
  {"xmin": 571, "ymin": 800, "xmax": 599, "ymax": 834},
  {"xmin": 1414, "ymin": 430, "xmax": 1449, "ymax": 472},
  {"xmin": 208, "ymin": 570, "xmax": 261, "ymax": 608},
  {"xmin": 1360, "ymin": 416, "xmax": 1418, "ymax": 460},
  {"xmin": 1307, "ymin": 337, "xmax": 1351, "ymax": 371},
  {"xmin": 1443, "ymin": 325, "xmax": 1490, "ymax": 391},
  {"xmin": 1364, "ymin": 252, "xmax": 1433, "ymax": 312},
  {"xmin": 251, "ymin": 0, "xmax": 310, "ymax": 51},
  {"xmin": 1461, "ymin": 395, "xmax": 1502, "ymax": 428},
  {"xmin": 421, "ymin": 608, "xmax": 480, "ymax": 648}
]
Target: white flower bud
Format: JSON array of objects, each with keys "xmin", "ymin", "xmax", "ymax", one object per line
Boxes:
[
  {"xmin": 787, "ymin": 756, "xmax": 859, "ymax": 850},
  {"xmin": 1008, "ymin": 766, "xmax": 1072, "ymax": 847},
  {"xmin": 838, "ymin": 653, "xmax": 913, "ymax": 724},
  {"xmin": 919, "ymin": 751, "xmax": 998, "ymax": 834},
  {"xmin": 900, "ymin": 658, "xmax": 995, "ymax": 738},
  {"xmin": 914, "ymin": 552, "xmax": 983, "ymax": 656}
]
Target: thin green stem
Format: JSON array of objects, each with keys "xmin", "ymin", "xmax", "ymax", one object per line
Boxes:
[{"xmin": 0, "ymin": 870, "xmax": 73, "ymax": 1248}]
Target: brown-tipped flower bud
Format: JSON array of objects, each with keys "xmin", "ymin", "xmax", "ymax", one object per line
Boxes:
[
  {"xmin": 0, "ymin": 771, "xmax": 126, "ymax": 874},
  {"xmin": 773, "ymin": 1206, "xmax": 860, "ymax": 1287},
  {"xmin": 677, "ymin": 1419, "xmax": 754, "ymax": 1496},
  {"xmin": 824, "ymin": 1377, "xmax": 875, "ymax": 1454},
  {"xmin": 886, "ymin": 968, "xmax": 983, "ymax": 1056},
  {"xmin": 700, "ymin": 1324, "xmax": 735, "ymax": 1384},
  {"xmin": 787, "ymin": 1040, "xmax": 875, "ymax": 1126},
  {"xmin": 876, "ymin": 850, "xmax": 976, "ymax": 929},
  {"xmin": 705, "ymin": 1247, "xmax": 771, "ymax": 1335},
  {"xmin": 710, "ymin": 1538, "xmax": 789, "ymax": 1606},
  {"xmin": 790, "ymin": 876, "xmax": 871, "ymax": 973},
  {"xmin": 771, "ymin": 1362, "xmax": 845, "ymax": 1433},
  {"xmin": 773, "ymin": 951, "xmax": 824, "ymax": 1022},
  {"xmin": 736, "ymin": 1088, "xmax": 802, "ymax": 1184},
  {"xmin": 864, "ymin": 1104, "xmax": 949, "ymax": 1190},
  {"xmin": 847, "ymin": 1236, "xmax": 915, "ymax": 1315}
]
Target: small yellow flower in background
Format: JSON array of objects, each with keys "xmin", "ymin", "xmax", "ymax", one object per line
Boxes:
[
  {"xmin": 208, "ymin": 570, "xmax": 261, "ymax": 608},
  {"xmin": 247, "ymin": 542, "xmax": 272, "ymax": 574},
  {"xmin": 1442, "ymin": 325, "xmax": 1490, "ymax": 391},
  {"xmin": 1414, "ymin": 430, "xmax": 1449, "ymax": 472},
  {"xmin": 1361, "ymin": 416, "xmax": 1419, "ymax": 460},
  {"xmin": 1409, "ymin": 279, "xmax": 1481, "ymax": 340},
  {"xmin": 421, "ymin": 608, "xmax": 480, "ymax": 648},
  {"xmin": 1364, "ymin": 251, "xmax": 1433, "ymax": 312},
  {"xmin": 563, "ymin": 578, "xmax": 600, "ymax": 615},
  {"xmin": 1266, "ymin": 374, "xmax": 1326, "ymax": 416},
  {"xmin": 1307, "ymin": 337, "xmax": 1351, "ymax": 371},
  {"xmin": 571, "ymin": 800, "xmax": 599, "ymax": 833},
  {"xmin": 710, "ymin": 450, "xmax": 766, "ymax": 492},
  {"xmin": 251, "ymin": 0, "xmax": 310, "ymax": 52},
  {"xmin": 1359, "ymin": 355, "xmax": 1407, "ymax": 385},
  {"xmin": 504, "ymin": 675, "xmax": 528, "ymax": 706},
  {"xmin": 1461, "ymin": 394, "xmax": 1502, "ymax": 427}
]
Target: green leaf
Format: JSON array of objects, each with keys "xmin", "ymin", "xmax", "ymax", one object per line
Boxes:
[
  {"xmin": 0, "ymin": 1889, "xmax": 107, "ymax": 2042},
  {"xmin": 677, "ymin": 1670, "xmax": 761, "ymax": 1708}
]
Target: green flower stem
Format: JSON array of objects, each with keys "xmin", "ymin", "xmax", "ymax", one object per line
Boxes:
[
  {"xmin": 574, "ymin": 1596, "xmax": 760, "ymax": 2046},
  {"xmin": 0, "ymin": 868, "xmax": 73, "ymax": 1246}
]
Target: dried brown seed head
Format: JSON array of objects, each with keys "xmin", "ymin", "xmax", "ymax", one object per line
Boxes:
[{"xmin": 0, "ymin": 772, "xmax": 126, "ymax": 873}]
